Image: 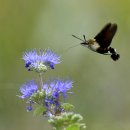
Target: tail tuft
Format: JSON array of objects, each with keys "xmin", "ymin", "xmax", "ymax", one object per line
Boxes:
[
  {"xmin": 111, "ymin": 53, "xmax": 120, "ymax": 61},
  {"xmin": 109, "ymin": 47, "xmax": 120, "ymax": 61}
]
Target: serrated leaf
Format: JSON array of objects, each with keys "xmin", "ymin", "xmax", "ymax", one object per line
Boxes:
[
  {"xmin": 66, "ymin": 124, "xmax": 80, "ymax": 130},
  {"xmin": 33, "ymin": 106, "xmax": 46, "ymax": 116}
]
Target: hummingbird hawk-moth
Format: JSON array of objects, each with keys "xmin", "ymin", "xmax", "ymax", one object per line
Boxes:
[{"xmin": 72, "ymin": 23, "xmax": 120, "ymax": 61}]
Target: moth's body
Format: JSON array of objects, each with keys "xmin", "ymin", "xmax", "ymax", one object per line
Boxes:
[
  {"xmin": 81, "ymin": 39, "xmax": 100, "ymax": 52},
  {"xmin": 72, "ymin": 23, "xmax": 120, "ymax": 61},
  {"xmin": 81, "ymin": 38, "xmax": 111, "ymax": 54}
]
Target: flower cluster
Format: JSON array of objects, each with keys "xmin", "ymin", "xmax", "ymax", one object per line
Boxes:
[
  {"xmin": 48, "ymin": 112, "xmax": 86, "ymax": 129},
  {"xmin": 19, "ymin": 79, "xmax": 73, "ymax": 115},
  {"xmin": 23, "ymin": 49, "xmax": 61, "ymax": 72},
  {"xmin": 43, "ymin": 79, "xmax": 73, "ymax": 116},
  {"xmin": 19, "ymin": 49, "xmax": 86, "ymax": 130}
]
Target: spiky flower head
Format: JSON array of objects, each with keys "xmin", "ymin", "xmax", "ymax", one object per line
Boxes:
[
  {"xmin": 19, "ymin": 80, "xmax": 39, "ymax": 111},
  {"xmin": 43, "ymin": 79, "xmax": 73, "ymax": 98},
  {"xmin": 22, "ymin": 49, "xmax": 61, "ymax": 73},
  {"xmin": 42, "ymin": 79, "xmax": 73, "ymax": 115},
  {"xmin": 19, "ymin": 80, "xmax": 38, "ymax": 99}
]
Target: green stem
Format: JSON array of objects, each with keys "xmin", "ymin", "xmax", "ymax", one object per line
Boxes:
[{"xmin": 39, "ymin": 73, "xmax": 43, "ymax": 89}]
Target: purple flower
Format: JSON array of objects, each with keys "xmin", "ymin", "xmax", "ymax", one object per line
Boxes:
[
  {"xmin": 22, "ymin": 49, "xmax": 61, "ymax": 72},
  {"xmin": 43, "ymin": 79, "xmax": 73, "ymax": 99},
  {"xmin": 19, "ymin": 80, "xmax": 38, "ymax": 99},
  {"xmin": 42, "ymin": 49, "xmax": 61, "ymax": 69},
  {"xmin": 42, "ymin": 79, "xmax": 73, "ymax": 115},
  {"xmin": 27, "ymin": 105, "xmax": 33, "ymax": 111}
]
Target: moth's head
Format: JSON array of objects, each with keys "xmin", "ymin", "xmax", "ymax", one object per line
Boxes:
[
  {"xmin": 80, "ymin": 35, "xmax": 89, "ymax": 46},
  {"xmin": 80, "ymin": 39, "xmax": 95, "ymax": 46}
]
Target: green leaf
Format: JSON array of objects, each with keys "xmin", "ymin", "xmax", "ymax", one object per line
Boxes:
[
  {"xmin": 66, "ymin": 124, "xmax": 80, "ymax": 130},
  {"xmin": 33, "ymin": 106, "xmax": 46, "ymax": 116},
  {"xmin": 61, "ymin": 103, "xmax": 74, "ymax": 111}
]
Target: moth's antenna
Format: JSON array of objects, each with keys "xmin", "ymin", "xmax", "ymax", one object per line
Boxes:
[{"xmin": 72, "ymin": 35, "xmax": 84, "ymax": 42}]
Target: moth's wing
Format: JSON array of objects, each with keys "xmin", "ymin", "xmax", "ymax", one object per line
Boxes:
[{"xmin": 94, "ymin": 23, "xmax": 117, "ymax": 48}]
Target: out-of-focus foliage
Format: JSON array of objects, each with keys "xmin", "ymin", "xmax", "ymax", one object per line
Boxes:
[{"xmin": 0, "ymin": 0, "xmax": 130, "ymax": 130}]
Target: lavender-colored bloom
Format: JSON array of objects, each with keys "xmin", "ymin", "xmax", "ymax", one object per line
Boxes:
[
  {"xmin": 19, "ymin": 80, "xmax": 38, "ymax": 99},
  {"xmin": 42, "ymin": 79, "xmax": 73, "ymax": 115},
  {"xmin": 42, "ymin": 49, "xmax": 61, "ymax": 69},
  {"xmin": 27, "ymin": 105, "xmax": 33, "ymax": 111},
  {"xmin": 22, "ymin": 49, "xmax": 61, "ymax": 72},
  {"xmin": 43, "ymin": 79, "xmax": 73, "ymax": 99}
]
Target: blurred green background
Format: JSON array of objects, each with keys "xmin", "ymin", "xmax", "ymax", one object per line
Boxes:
[{"xmin": 0, "ymin": 0, "xmax": 130, "ymax": 130}]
